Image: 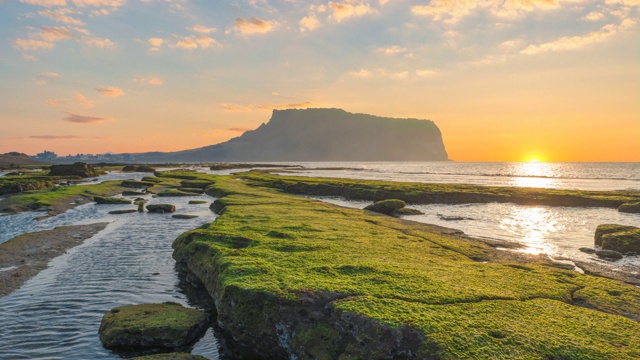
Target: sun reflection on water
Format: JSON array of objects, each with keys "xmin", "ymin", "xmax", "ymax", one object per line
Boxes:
[
  {"xmin": 499, "ymin": 206, "xmax": 562, "ymax": 255},
  {"xmin": 510, "ymin": 161, "xmax": 559, "ymax": 189}
]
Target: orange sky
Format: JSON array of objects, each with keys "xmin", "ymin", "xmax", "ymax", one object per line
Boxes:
[{"xmin": 1, "ymin": 1, "xmax": 638, "ymax": 162}]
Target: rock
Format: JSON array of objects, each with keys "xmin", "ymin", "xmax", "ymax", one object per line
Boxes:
[
  {"xmin": 618, "ymin": 202, "xmax": 640, "ymax": 214},
  {"xmin": 392, "ymin": 207, "xmax": 424, "ymax": 216},
  {"xmin": 189, "ymin": 200, "xmax": 207, "ymax": 205},
  {"xmin": 578, "ymin": 247, "xmax": 596, "ymax": 254},
  {"xmin": 364, "ymin": 199, "xmax": 406, "ymax": 215},
  {"xmin": 47, "ymin": 162, "xmax": 98, "ymax": 178},
  {"xmin": 437, "ymin": 214, "xmax": 474, "ymax": 221},
  {"xmin": 177, "ymin": 188, "xmax": 204, "ymax": 194},
  {"xmin": 123, "ymin": 191, "xmax": 145, "ymax": 196},
  {"xmin": 99, "ymin": 302, "xmax": 209, "ymax": 351},
  {"xmin": 131, "ymin": 353, "xmax": 209, "ymax": 360},
  {"xmin": 108, "ymin": 209, "xmax": 137, "ymax": 215},
  {"xmin": 157, "ymin": 190, "xmax": 192, "ymax": 197},
  {"xmin": 180, "ymin": 180, "xmax": 214, "ymax": 189},
  {"xmin": 595, "ymin": 224, "xmax": 640, "ymax": 254},
  {"xmin": 147, "ymin": 204, "xmax": 176, "ymax": 213},
  {"xmin": 121, "ymin": 180, "xmax": 156, "ymax": 188},
  {"xmin": 595, "ymin": 250, "xmax": 623, "ymax": 260},
  {"xmin": 122, "ymin": 165, "xmax": 156, "ymax": 173},
  {"xmin": 138, "ymin": 202, "xmax": 145, "ymax": 212},
  {"xmin": 173, "ymin": 214, "xmax": 198, "ymax": 219},
  {"xmin": 210, "ymin": 200, "xmax": 226, "ymax": 214},
  {"xmin": 94, "ymin": 196, "xmax": 131, "ymax": 205}
]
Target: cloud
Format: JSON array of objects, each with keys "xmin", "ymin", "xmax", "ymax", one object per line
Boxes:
[
  {"xmin": 520, "ymin": 19, "xmax": 635, "ymax": 55},
  {"xmin": 75, "ymin": 93, "xmax": 95, "ymax": 107},
  {"xmin": 412, "ymin": 0, "xmax": 564, "ymax": 24},
  {"xmin": 349, "ymin": 68, "xmax": 372, "ymax": 78},
  {"xmin": 133, "ymin": 76, "xmax": 163, "ymax": 85},
  {"xmin": 39, "ymin": 25, "xmax": 74, "ymax": 42},
  {"xmin": 300, "ymin": 15, "xmax": 320, "ymax": 32},
  {"xmin": 228, "ymin": 127, "xmax": 251, "ymax": 133},
  {"xmin": 190, "ymin": 25, "xmax": 216, "ymax": 34},
  {"xmin": 38, "ymin": 8, "xmax": 84, "ymax": 25},
  {"xmin": 30, "ymin": 135, "xmax": 81, "ymax": 139},
  {"xmin": 148, "ymin": 37, "xmax": 164, "ymax": 51},
  {"xmin": 45, "ymin": 99, "xmax": 63, "ymax": 107},
  {"xmin": 230, "ymin": 17, "xmax": 278, "ymax": 35},
  {"xmin": 20, "ymin": 0, "xmax": 68, "ymax": 6},
  {"xmin": 582, "ymin": 11, "xmax": 605, "ymax": 21},
  {"xmin": 81, "ymin": 36, "xmax": 114, "ymax": 48},
  {"xmin": 39, "ymin": 71, "xmax": 61, "ymax": 78},
  {"xmin": 174, "ymin": 35, "xmax": 220, "ymax": 49},
  {"xmin": 63, "ymin": 111, "xmax": 110, "ymax": 124},
  {"xmin": 377, "ymin": 45, "xmax": 407, "ymax": 55},
  {"xmin": 71, "ymin": 0, "xmax": 125, "ymax": 8},
  {"xmin": 328, "ymin": 1, "xmax": 377, "ymax": 22},
  {"xmin": 14, "ymin": 38, "xmax": 55, "ymax": 50},
  {"xmin": 416, "ymin": 69, "xmax": 437, "ymax": 77},
  {"xmin": 390, "ymin": 71, "xmax": 409, "ymax": 80},
  {"xmin": 95, "ymin": 86, "xmax": 124, "ymax": 97},
  {"xmin": 221, "ymin": 101, "xmax": 317, "ymax": 112}
]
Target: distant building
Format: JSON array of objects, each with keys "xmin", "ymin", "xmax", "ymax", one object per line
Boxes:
[{"xmin": 35, "ymin": 150, "xmax": 58, "ymax": 160}]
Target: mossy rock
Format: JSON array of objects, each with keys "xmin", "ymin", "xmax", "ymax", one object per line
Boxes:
[
  {"xmin": 158, "ymin": 190, "xmax": 192, "ymax": 197},
  {"xmin": 364, "ymin": 199, "xmax": 406, "ymax": 215},
  {"xmin": 109, "ymin": 209, "xmax": 137, "ymax": 215},
  {"xmin": 122, "ymin": 180, "xmax": 156, "ymax": 189},
  {"xmin": 48, "ymin": 162, "xmax": 98, "ymax": 178},
  {"xmin": 173, "ymin": 214, "xmax": 198, "ymax": 219},
  {"xmin": 595, "ymin": 224, "xmax": 638, "ymax": 247},
  {"xmin": 180, "ymin": 180, "xmax": 214, "ymax": 189},
  {"xmin": 147, "ymin": 204, "xmax": 176, "ymax": 213},
  {"xmin": 94, "ymin": 196, "xmax": 131, "ymax": 205},
  {"xmin": 99, "ymin": 302, "xmax": 209, "ymax": 351},
  {"xmin": 142, "ymin": 176, "xmax": 162, "ymax": 183},
  {"xmin": 178, "ymin": 188, "xmax": 205, "ymax": 194},
  {"xmin": 123, "ymin": 190, "xmax": 146, "ymax": 196},
  {"xmin": 131, "ymin": 354, "xmax": 209, "ymax": 360},
  {"xmin": 600, "ymin": 227, "xmax": 640, "ymax": 254},
  {"xmin": 189, "ymin": 200, "xmax": 207, "ymax": 205},
  {"xmin": 618, "ymin": 202, "xmax": 640, "ymax": 214}
]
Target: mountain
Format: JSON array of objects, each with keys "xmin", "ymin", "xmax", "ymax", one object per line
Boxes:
[
  {"xmin": 134, "ymin": 108, "xmax": 449, "ymax": 162},
  {"xmin": 0, "ymin": 152, "xmax": 48, "ymax": 167}
]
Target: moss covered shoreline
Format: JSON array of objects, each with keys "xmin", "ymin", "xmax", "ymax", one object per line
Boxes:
[{"xmin": 170, "ymin": 172, "xmax": 640, "ymax": 359}]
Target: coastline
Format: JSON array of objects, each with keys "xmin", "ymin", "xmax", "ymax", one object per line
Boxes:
[{"xmin": 0, "ymin": 223, "xmax": 109, "ymax": 299}]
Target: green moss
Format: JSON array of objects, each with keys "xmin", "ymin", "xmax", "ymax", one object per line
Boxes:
[
  {"xmin": 618, "ymin": 202, "xmax": 640, "ymax": 213},
  {"xmin": 157, "ymin": 189, "xmax": 192, "ymax": 197},
  {"xmin": 94, "ymin": 196, "xmax": 131, "ymax": 204},
  {"xmin": 188, "ymin": 200, "xmax": 208, "ymax": 205},
  {"xmin": 168, "ymin": 172, "xmax": 640, "ymax": 359},
  {"xmin": 601, "ymin": 229, "xmax": 640, "ymax": 254},
  {"xmin": 236, "ymin": 171, "xmax": 640, "ymax": 209}
]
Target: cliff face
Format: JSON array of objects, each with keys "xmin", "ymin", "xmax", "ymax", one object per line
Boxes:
[{"xmin": 141, "ymin": 108, "xmax": 449, "ymax": 162}]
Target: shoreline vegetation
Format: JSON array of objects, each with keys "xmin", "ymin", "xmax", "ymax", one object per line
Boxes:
[{"xmin": 1, "ymin": 165, "xmax": 639, "ymax": 358}]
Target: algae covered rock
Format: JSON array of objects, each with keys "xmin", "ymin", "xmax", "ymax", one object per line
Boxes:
[
  {"xmin": 99, "ymin": 302, "xmax": 209, "ymax": 351},
  {"xmin": 618, "ymin": 202, "xmax": 640, "ymax": 214},
  {"xmin": 595, "ymin": 224, "xmax": 640, "ymax": 254},
  {"xmin": 147, "ymin": 204, "xmax": 176, "ymax": 213},
  {"xmin": 596, "ymin": 249, "xmax": 623, "ymax": 260},
  {"xmin": 48, "ymin": 162, "xmax": 98, "ymax": 178},
  {"xmin": 189, "ymin": 200, "xmax": 207, "ymax": 205},
  {"xmin": 109, "ymin": 209, "xmax": 137, "ymax": 215},
  {"xmin": 94, "ymin": 196, "xmax": 131, "ymax": 205},
  {"xmin": 393, "ymin": 207, "xmax": 424, "ymax": 216},
  {"xmin": 122, "ymin": 180, "xmax": 156, "ymax": 188},
  {"xmin": 158, "ymin": 190, "xmax": 192, "ymax": 197},
  {"xmin": 122, "ymin": 165, "xmax": 156, "ymax": 173},
  {"xmin": 364, "ymin": 199, "xmax": 406, "ymax": 215},
  {"xmin": 173, "ymin": 214, "xmax": 198, "ymax": 219}
]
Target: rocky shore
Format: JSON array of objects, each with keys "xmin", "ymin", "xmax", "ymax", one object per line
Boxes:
[{"xmin": 0, "ymin": 223, "xmax": 108, "ymax": 298}]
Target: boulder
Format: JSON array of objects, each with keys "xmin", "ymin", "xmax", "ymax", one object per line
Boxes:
[
  {"xmin": 123, "ymin": 190, "xmax": 146, "ymax": 196},
  {"xmin": 180, "ymin": 180, "xmax": 214, "ymax": 189},
  {"xmin": 109, "ymin": 209, "xmax": 137, "ymax": 215},
  {"xmin": 94, "ymin": 196, "xmax": 131, "ymax": 205},
  {"xmin": 595, "ymin": 250, "xmax": 623, "ymax": 260},
  {"xmin": 147, "ymin": 204, "xmax": 176, "ymax": 213},
  {"xmin": 364, "ymin": 199, "xmax": 406, "ymax": 215},
  {"xmin": 158, "ymin": 190, "xmax": 192, "ymax": 197},
  {"xmin": 99, "ymin": 302, "xmax": 209, "ymax": 351},
  {"xmin": 578, "ymin": 247, "xmax": 596, "ymax": 254},
  {"xmin": 177, "ymin": 188, "xmax": 205, "ymax": 194},
  {"xmin": 393, "ymin": 208, "xmax": 424, "ymax": 216},
  {"xmin": 48, "ymin": 162, "xmax": 98, "ymax": 178},
  {"xmin": 618, "ymin": 202, "xmax": 640, "ymax": 214},
  {"xmin": 189, "ymin": 200, "xmax": 207, "ymax": 205},
  {"xmin": 173, "ymin": 214, "xmax": 198, "ymax": 219},
  {"xmin": 595, "ymin": 224, "xmax": 640, "ymax": 254},
  {"xmin": 121, "ymin": 180, "xmax": 156, "ymax": 189}
]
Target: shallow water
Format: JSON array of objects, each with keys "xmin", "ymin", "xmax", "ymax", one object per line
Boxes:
[
  {"xmin": 0, "ymin": 194, "xmax": 222, "ymax": 359},
  {"xmin": 76, "ymin": 171, "xmax": 148, "ymax": 186},
  {"xmin": 316, "ymin": 197, "xmax": 640, "ymax": 269}
]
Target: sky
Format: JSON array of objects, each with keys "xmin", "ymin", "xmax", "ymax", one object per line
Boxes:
[{"xmin": 0, "ymin": 0, "xmax": 638, "ymax": 162}]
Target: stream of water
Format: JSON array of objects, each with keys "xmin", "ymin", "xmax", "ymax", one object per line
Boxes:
[{"xmin": 0, "ymin": 194, "xmax": 222, "ymax": 359}]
